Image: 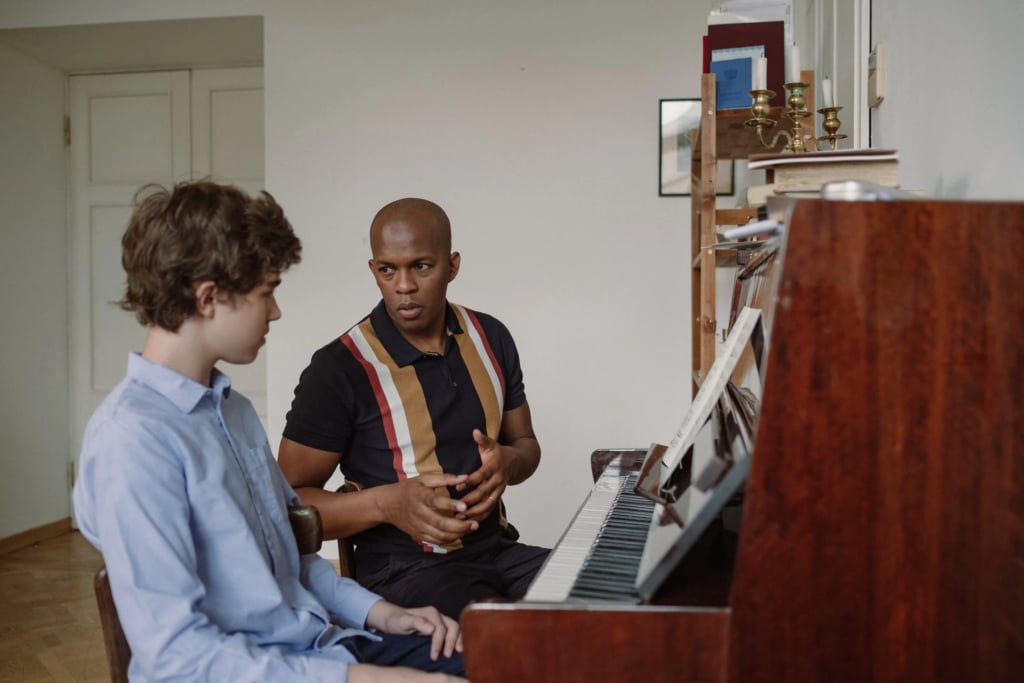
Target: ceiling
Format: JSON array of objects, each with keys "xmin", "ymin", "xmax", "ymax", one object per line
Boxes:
[{"xmin": 0, "ymin": 16, "xmax": 262, "ymax": 73}]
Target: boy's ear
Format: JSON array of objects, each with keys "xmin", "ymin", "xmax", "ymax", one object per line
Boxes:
[{"xmin": 194, "ymin": 281, "xmax": 218, "ymax": 318}]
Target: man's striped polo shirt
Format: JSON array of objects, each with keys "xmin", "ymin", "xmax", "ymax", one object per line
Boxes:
[{"xmin": 283, "ymin": 300, "xmax": 527, "ymax": 555}]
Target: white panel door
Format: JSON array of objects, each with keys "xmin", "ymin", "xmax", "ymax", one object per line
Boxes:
[
  {"xmin": 191, "ymin": 67, "xmax": 265, "ymax": 193},
  {"xmin": 191, "ymin": 67, "xmax": 269, "ymax": 422},
  {"xmin": 68, "ymin": 71, "xmax": 191, "ymax": 478},
  {"xmin": 68, "ymin": 68, "xmax": 266, "ymax": 493}
]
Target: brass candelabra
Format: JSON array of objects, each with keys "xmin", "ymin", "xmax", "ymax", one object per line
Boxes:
[
  {"xmin": 816, "ymin": 106, "xmax": 847, "ymax": 150},
  {"xmin": 745, "ymin": 81, "xmax": 845, "ymax": 153},
  {"xmin": 745, "ymin": 82, "xmax": 814, "ymax": 153}
]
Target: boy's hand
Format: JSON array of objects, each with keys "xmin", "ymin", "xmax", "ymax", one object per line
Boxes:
[{"xmin": 366, "ymin": 601, "xmax": 463, "ymax": 661}]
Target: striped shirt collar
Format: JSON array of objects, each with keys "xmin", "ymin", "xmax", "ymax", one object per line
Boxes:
[{"xmin": 367, "ymin": 299, "xmax": 464, "ymax": 367}]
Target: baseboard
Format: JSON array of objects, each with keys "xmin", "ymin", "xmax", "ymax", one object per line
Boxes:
[{"xmin": 0, "ymin": 517, "xmax": 73, "ymax": 555}]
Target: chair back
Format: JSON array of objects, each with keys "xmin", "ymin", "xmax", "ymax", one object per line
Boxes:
[
  {"xmin": 94, "ymin": 567, "xmax": 131, "ymax": 683},
  {"xmin": 93, "ymin": 505, "xmax": 323, "ymax": 682},
  {"xmin": 334, "ymin": 482, "xmax": 358, "ymax": 578}
]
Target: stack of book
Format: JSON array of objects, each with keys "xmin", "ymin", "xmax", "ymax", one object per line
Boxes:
[{"xmin": 745, "ymin": 148, "xmax": 900, "ymax": 207}]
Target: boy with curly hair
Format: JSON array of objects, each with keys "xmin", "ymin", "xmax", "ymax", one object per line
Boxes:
[{"xmin": 73, "ymin": 181, "xmax": 466, "ymax": 682}]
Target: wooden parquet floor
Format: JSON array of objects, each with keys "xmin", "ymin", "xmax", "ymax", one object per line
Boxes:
[{"xmin": 0, "ymin": 531, "xmax": 109, "ymax": 683}]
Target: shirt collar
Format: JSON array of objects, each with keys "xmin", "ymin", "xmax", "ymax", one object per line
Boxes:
[
  {"xmin": 126, "ymin": 352, "xmax": 232, "ymax": 413},
  {"xmin": 369, "ymin": 300, "xmax": 464, "ymax": 368}
]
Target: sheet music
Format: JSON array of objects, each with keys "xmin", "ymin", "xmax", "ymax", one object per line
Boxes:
[
  {"xmin": 633, "ymin": 305, "xmax": 765, "ymax": 601},
  {"xmin": 660, "ymin": 306, "xmax": 762, "ymax": 472}
]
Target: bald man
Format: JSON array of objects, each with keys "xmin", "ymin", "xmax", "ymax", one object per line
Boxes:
[{"xmin": 279, "ymin": 198, "xmax": 548, "ymax": 619}]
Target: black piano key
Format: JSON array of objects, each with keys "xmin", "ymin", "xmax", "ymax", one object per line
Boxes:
[{"xmin": 567, "ymin": 472, "xmax": 655, "ymax": 603}]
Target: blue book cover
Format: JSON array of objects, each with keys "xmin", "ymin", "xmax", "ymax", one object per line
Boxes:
[{"xmin": 710, "ymin": 57, "xmax": 753, "ymax": 110}]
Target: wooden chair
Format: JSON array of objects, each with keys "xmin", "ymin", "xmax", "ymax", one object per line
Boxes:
[
  {"xmin": 335, "ymin": 482, "xmax": 358, "ymax": 578},
  {"xmin": 93, "ymin": 505, "xmax": 323, "ymax": 683},
  {"xmin": 93, "ymin": 566, "xmax": 131, "ymax": 683}
]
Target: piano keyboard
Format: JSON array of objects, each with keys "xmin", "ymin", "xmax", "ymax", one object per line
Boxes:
[{"xmin": 524, "ymin": 461, "xmax": 655, "ymax": 603}]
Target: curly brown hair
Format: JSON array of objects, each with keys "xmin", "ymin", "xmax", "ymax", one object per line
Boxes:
[{"xmin": 119, "ymin": 180, "xmax": 302, "ymax": 331}]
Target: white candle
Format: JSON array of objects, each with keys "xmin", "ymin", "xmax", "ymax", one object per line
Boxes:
[
  {"xmin": 755, "ymin": 57, "xmax": 767, "ymax": 91},
  {"xmin": 788, "ymin": 44, "xmax": 801, "ymax": 83},
  {"xmin": 821, "ymin": 77, "xmax": 834, "ymax": 108}
]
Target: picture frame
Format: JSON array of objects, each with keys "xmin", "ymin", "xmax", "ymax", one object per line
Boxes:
[{"xmin": 659, "ymin": 98, "xmax": 735, "ymax": 197}]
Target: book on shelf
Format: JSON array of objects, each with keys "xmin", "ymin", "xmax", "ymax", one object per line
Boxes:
[
  {"xmin": 746, "ymin": 178, "xmax": 837, "ymax": 208},
  {"xmin": 704, "ymin": 20, "xmax": 786, "ymax": 107},
  {"xmin": 709, "ymin": 56, "xmax": 755, "ymax": 110},
  {"xmin": 746, "ymin": 182, "xmax": 774, "ymax": 207},
  {"xmin": 747, "ymin": 148, "xmax": 899, "ymax": 194},
  {"xmin": 742, "ymin": 185, "xmax": 819, "ymax": 220},
  {"xmin": 747, "ymin": 148, "xmax": 898, "ymax": 169}
]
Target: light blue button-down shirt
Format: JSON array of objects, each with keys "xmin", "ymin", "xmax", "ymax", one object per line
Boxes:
[{"xmin": 73, "ymin": 353, "xmax": 382, "ymax": 682}]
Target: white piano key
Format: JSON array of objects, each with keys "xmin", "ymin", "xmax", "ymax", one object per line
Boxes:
[{"xmin": 523, "ymin": 465, "xmax": 630, "ymax": 602}]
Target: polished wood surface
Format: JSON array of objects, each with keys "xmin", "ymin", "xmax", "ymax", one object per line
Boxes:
[
  {"xmin": 462, "ymin": 198, "xmax": 1024, "ymax": 682},
  {"xmin": 462, "ymin": 604, "xmax": 729, "ymax": 683},
  {"xmin": 728, "ymin": 198, "xmax": 1024, "ymax": 681},
  {"xmin": 288, "ymin": 504, "xmax": 324, "ymax": 556},
  {"xmin": 462, "ymin": 449, "xmax": 738, "ymax": 682},
  {"xmin": 93, "ymin": 569, "xmax": 129, "ymax": 683},
  {"xmin": 335, "ymin": 483, "xmax": 358, "ymax": 578}
]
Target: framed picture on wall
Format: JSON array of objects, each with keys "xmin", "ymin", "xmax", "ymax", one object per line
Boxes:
[{"xmin": 659, "ymin": 98, "xmax": 735, "ymax": 197}]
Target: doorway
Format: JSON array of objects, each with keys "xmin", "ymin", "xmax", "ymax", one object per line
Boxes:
[
  {"xmin": 67, "ymin": 66, "xmax": 267, "ymax": 478},
  {"xmin": 0, "ymin": 16, "xmax": 265, "ymax": 540}
]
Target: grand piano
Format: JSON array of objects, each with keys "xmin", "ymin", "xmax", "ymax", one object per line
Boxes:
[{"xmin": 461, "ymin": 198, "xmax": 1024, "ymax": 681}]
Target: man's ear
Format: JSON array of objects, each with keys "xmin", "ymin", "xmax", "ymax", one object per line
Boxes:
[
  {"xmin": 194, "ymin": 281, "xmax": 218, "ymax": 318},
  {"xmin": 448, "ymin": 251, "xmax": 461, "ymax": 282},
  {"xmin": 368, "ymin": 258, "xmax": 375, "ymax": 274}
]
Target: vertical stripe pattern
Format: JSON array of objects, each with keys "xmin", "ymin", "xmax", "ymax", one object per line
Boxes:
[
  {"xmin": 342, "ymin": 319, "xmax": 453, "ymax": 553},
  {"xmin": 450, "ymin": 305, "xmax": 512, "ymax": 530},
  {"xmin": 450, "ymin": 304, "xmax": 505, "ymax": 438}
]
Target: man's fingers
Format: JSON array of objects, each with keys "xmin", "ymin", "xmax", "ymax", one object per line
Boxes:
[
  {"xmin": 459, "ymin": 459, "xmax": 500, "ymax": 492},
  {"xmin": 430, "ymin": 495, "xmax": 468, "ymax": 514},
  {"xmin": 459, "ymin": 477, "xmax": 505, "ymax": 508},
  {"xmin": 461, "ymin": 500, "xmax": 495, "ymax": 521},
  {"xmin": 416, "ymin": 518, "xmax": 479, "ymax": 545},
  {"xmin": 415, "ymin": 472, "xmax": 469, "ymax": 489}
]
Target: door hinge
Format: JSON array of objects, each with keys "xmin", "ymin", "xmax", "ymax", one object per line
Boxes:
[
  {"xmin": 64, "ymin": 116, "xmax": 71, "ymax": 146},
  {"xmin": 68, "ymin": 459, "xmax": 76, "ymax": 485}
]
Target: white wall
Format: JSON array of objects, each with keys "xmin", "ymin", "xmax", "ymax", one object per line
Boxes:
[
  {"xmin": 3, "ymin": 0, "xmax": 1022, "ymax": 547},
  {"xmin": 262, "ymin": 1, "xmax": 703, "ymax": 547},
  {"xmin": 0, "ymin": 42, "xmax": 69, "ymax": 537},
  {"xmin": 872, "ymin": 0, "xmax": 1024, "ymax": 199},
  {"xmin": 0, "ymin": 0, "xmax": 706, "ymax": 548}
]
